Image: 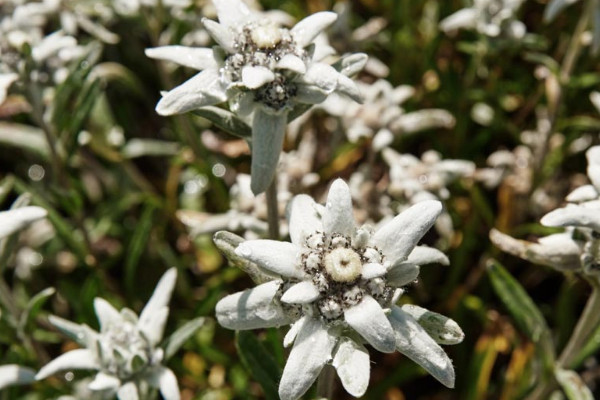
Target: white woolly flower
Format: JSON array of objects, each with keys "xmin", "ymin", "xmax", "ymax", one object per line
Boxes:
[
  {"xmin": 321, "ymin": 79, "xmax": 455, "ymax": 151},
  {"xmin": 216, "ymin": 179, "xmax": 463, "ymax": 400},
  {"xmin": 36, "ymin": 269, "xmax": 182, "ymax": 400},
  {"xmin": 0, "ymin": 364, "xmax": 36, "ymax": 390},
  {"xmin": 440, "ymin": 0, "xmax": 526, "ymax": 39},
  {"xmin": 146, "ymin": 0, "xmax": 365, "ymax": 194}
]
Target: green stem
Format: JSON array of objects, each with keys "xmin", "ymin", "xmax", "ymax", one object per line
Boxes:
[{"xmin": 266, "ymin": 177, "xmax": 280, "ymax": 240}]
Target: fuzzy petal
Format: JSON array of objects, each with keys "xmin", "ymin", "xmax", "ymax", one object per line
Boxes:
[
  {"xmin": 250, "ymin": 108, "xmax": 287, "ymax": 194},
  {"xmin": 213, "ymin": 0, "xmax": 254, "ymax": 28},
  {"xmin": 279, "ymin": 317, "xmax": 337, "ymax": 400},
  {"xmin": 541, "ymin": 205, "xmax": 600, "ymax": 231},
  {"xmin": 291, "ymin": 12, "xmax": 337, "ymax": 48},
  {"xmin": 88, "ymin": 372, "xmax": 121, "ymax": 391},
  {"xmin": 145, "ymin": 46, "xmax": 217, "ymax": 71},
  {"xmin": 373, "ymin": 200, "xmax": 442, "ymax": 265},
  {"xmin": 588, "ymin": 164, "xmax": 600, "ymax": 193},
  {"xmin": 386, "ymin": 263, "xmax": 420, "ymax": 287},
  {"xmin": 336, "ymin": 73, "xmax": 363, "ymax": 103},
  {"xmin": 0, "ymin": 206, "xmax": 47, "ymax": 239},
  {"xmin": 344, "ymin": 295, "xmax": 395, "ymax": 353},
  {"xmin": 323, "ymin": 179, "xmax": 355, "ymax": 237},
  {"xmin": 0, "ymin": 365, "xmax": 36, "ymax": 389},
  {"xmin": 94, "ymin": 298, "xmax": 123, "ymax": 331},
  {"xmin": 276, "ymin": 54, "xmax": 307, "ymax": 74},
  {"xmin": 235, "ymin": 240, "xmax": 304, "ymax": 279},
  {"xmin": 439, "ymin": 8, "xmax": 478, "ymax": 32},
  {"xmin": 284, "ymin": 316, "xmax": 306, "ymax": 348},
  {"xmin": 202, "ymin": 19, "xmax": 235, "ymax": 53},
  {"xmin": 407, "ymin": 246, "xmax": 450, "ymax": 266},
  {"xmin": 332, "ymin": 338, "xmax": 370, "ymax": 397},
  {"xmin": 361, "ymin": 263, "xmax": 387, "ymax": 279},
  {"xmin": 288, "ymin": 194, "xmax": 323, "ymax": 246},
  {"xmin": 489, "ymin": 229, "xmax": 581, "ymax": 271},
  {"xmin": 156, "ymin": 69, "xmax": 227, "ymax": 116},
  {"xmin": 400, "ymin": 305, "xmax": 464, "ymax": 345},
  {"xmin": 389, "ymin": 306, "xmax": 455, "ymax": 388},
  {"xmin": 138, "ymin": 268, "xmax": 177, "ymax": 344},
  {"xmin": 150, "ymin": 367, "xmax": 180, "ymax": 400},
  {"xmin": 0, "ymin": 73, "xmax": 18, "ymax": 105},
  {"xmin": 241, "ymin": 65, "xmax": 275, "ymax": 89},
  {"xmin": 216, "ymin": 281, "xmax": 291, "ymax": 330},
  {"xmin": 281, "ymin": 281, "xmax": 320, "ymax": 304},
  {"xmin": 36, "ymin": 349, "xmax": 98, "ymax": 379},
  {"xmin": 298, "ymin": 63, "xmax": 339, "ymax": 95},
  {"xmin": 117, "ymin": 381, "xmax": 139, "ymax": 400},
  {"xmin": 566, "ymin": 185, "xmax": 598, "ymax": 202}
]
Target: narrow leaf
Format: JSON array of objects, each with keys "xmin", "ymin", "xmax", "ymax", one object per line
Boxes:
[
  {"xmin": 193, "ymin": 107, "xmax": 251, "ymax": 138},
  {"xmin": 487, "ymin": 259, "xmax": 555, "ymax": 373},
  {"xmin": 163, "ymin": 317, "xmax": 205, "ymax": 360},
  {"xmin": 236, "ymin": 331, "xmax": 281, "ymax": 400}
]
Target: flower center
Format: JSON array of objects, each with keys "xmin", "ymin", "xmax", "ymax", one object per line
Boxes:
[
  {"xmin": 324, "ymin": 247, "xmax": 363, "ymax": 282},
  {"xmin": 250, "ymin": 23, "xmax": 282, "ymax": 49}
]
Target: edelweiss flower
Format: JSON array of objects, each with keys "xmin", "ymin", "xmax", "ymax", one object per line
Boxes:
[
  {"xmin": 321, "ymin": 79, "xmax": 455, "ymax": 151},
  {"xmin": 146, "ymin": 0, "xmax": 365, "ymax": 194},
  {"xmin": 37, "ymin": 269, "xmax": 181, "ymax": 400},
  {"xmin": 216, "ymin": 179, "xmax": 463, "ymax": 400},
  {"xmin": 491, "ymin": 145, "xmax": 600, "ymax": 275},
  {"xmin": 440, "ymin": 0, "xmax": 526, "ymax": 39}
]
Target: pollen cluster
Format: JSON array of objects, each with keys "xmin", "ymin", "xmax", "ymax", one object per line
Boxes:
[
  {"xmin": 222, "ymin": 21, "xmax": 308, "ymax": 111},
  {"xmin": 297, "ymin": 231, "xmax": 394, "ymax": 321}
]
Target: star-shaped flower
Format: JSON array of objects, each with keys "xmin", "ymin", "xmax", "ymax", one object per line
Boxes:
[
  {"xmin": 216, "ymin": 179, "xmax": 463, "ymax": 400},
  {"xmin": 146, "ymin": 0, "xmax": 365, "ymax": 194},
  {"xmin": 36, "ymin": 268, "xmax": 182, "ymax": 400}
]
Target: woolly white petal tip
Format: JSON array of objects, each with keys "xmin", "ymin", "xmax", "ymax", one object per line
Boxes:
[
  {"xmin": 390, "ymin": 307, "xmax": 456, "ymax": 388},
  {"xmin": 235, "ymin": 240, "xmax": 304, "ymax": 279},
  {"xmin": 291, "ymin": 12, "xmax": 337, "ymax": 48},
  {"xmin": 216, "ymin": 281, "xmax": 291, "ymax": 330},
  {"xmin": 344, "ymin": 295, "xmax": 395, "ymax": 353},
  {"xmin": 36, "ymin": 349, "xmax": 98, "ymax": 380},
  {"xmin": 323, "ymin": 179, "xmax": 355, "ymax": 237},
  {"xmin": 332, "ymin": 339, "xmax": 370, "ymax": 397},
  {"xmin": 279, "ymin": 317, "xmax": 337, "ymax": 400},
  {"xmin": 0, "ymin": 365, "xmax": 36, "ymax": 390},
  {"xmin": 0, "ymin": 206, "xmax": 47, "ymax": 239},
  {"xmin": 373, "ymin": 200, "xmax": 443, "ymax": 265}
]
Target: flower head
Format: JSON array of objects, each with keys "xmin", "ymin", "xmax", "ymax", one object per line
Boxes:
[
  {"xmin": 216, "ymin": 179, "xmax": 463, "ymax": 399},
  {"xmin": 491, "ymin": 145, "xmax": 600, "ymax": 276},
  {"xmin": 37, "ymin": 268, "xmax": 181, "ymax": 400},
  {"xmin": 440, "ymin": 0, "xmax": 526, "ymax": 39},
  {"xmin": 146, "ymin": 0, "xmax": 366, "ymax": 194}
]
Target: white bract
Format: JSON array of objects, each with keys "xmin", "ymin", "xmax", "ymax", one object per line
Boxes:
[
  {"xmin": 146, "ymin": 0, "xmax": 365, "ymax": 194},
  {"xmin": 440, "ymin": 0, "xmax": 526, "ymax": 39},
  {"xmin": 36, "ymin": 268, "xmax": 181, "ymax": 400},
  {"xmin": 216, "ymin": 179, "xmax": 463, "ymax": 400}
]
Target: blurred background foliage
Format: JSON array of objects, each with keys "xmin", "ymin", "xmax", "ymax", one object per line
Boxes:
[{"xmin": 1, "ymin": 0, "xmax": 600, "ymax": 399}]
